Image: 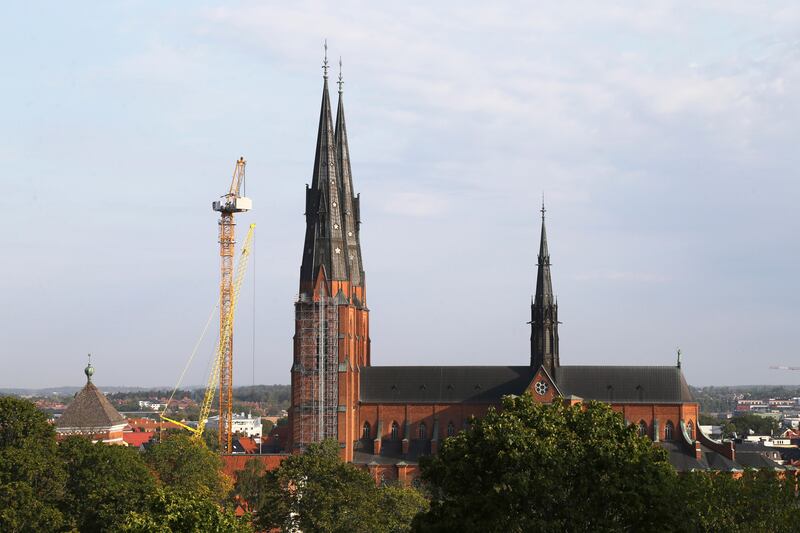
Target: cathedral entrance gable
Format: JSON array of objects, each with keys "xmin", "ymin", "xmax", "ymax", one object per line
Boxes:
[{"xmin": 526, "ymin": 365, "xmax": 560, "ymax": 403}]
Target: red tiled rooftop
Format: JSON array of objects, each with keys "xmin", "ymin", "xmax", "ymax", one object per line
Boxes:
[
  {"xmin": 221, "ymin": 454, "xmax": 287, "ymax": 479},
  {"xmin": 123, "ymin": 432, "xmax": 156, "ymax": 447}
]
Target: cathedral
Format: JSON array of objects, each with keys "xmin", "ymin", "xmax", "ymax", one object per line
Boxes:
[{"xmin": 287, "ymin": 60, "xmax": 711, "ymax": 480}]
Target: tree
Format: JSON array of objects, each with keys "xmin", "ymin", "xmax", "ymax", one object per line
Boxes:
[
  {"xmin": 413, "ymin": 395, "xmax": 677, "ymax": 532},
  {"xmin": 58, "ymin": 436, "xmax": 158, "ymax": 532},
  {"xmin": 230, "ymin": 458, "xmax": 265, "ymax": 513},
  {"xmin": 677, "ymin": 470, "xmax": 799, "ymax": 532},
  {"xmin": 0, "ymin": 481, "xmax": 65, "ymax": 533},
  {"xmin": 119, "ymin": 488, "xmax": 252, "ymax": 533},
  {"xmin": 202, "ymin": 428, "xmax": 220, "ymax": 452},
  {"xmin": 241, "ymin": 439, "xmax": 426, "ymax": 533},
  {"xmin": 0, "ymin": 396, "xmax": 66, "ymax": 532},
  {"xmin": 723, "ymin": 414, "xmax": 779, "ymax": 438},
  {"xmin": 144, "ymin": 433, "xmax": 231, "ymax": 501},
  {"xmin": 380, "ymin": 484, "xmax": 430, "ymax": 533}
]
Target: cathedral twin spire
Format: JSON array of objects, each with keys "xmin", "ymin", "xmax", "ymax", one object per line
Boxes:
[{"xmin": 299, "ymin": 47, "xmax": 364, "ymax": 295}]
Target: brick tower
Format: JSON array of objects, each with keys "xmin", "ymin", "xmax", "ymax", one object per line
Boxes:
[
  {"xmin": 530, "ymin": 201, "xmax": 559, "ymax": 375},
  {"xmin": 290, "ymin": 54, "xmax": 369, "ymax": 460}
]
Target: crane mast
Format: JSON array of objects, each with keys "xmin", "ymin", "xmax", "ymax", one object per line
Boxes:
[
  {"xmin": 160, "ymin": 223, "xmax": 255, "ymax": 442},
  {"xmin": 213, "ymin": 157, "xmax": 252, "ymax": 454}
]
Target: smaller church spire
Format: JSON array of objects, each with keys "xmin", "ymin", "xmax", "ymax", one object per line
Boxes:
[
  {"xmin": 538, "ymin": 195, "xmax": 550, "ymax": 266},
  {"xmin": 531, "ymin": 201, "xmax": 558, "ymax": 371}
]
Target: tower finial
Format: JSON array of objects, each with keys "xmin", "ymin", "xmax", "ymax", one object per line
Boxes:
[
  {"xmin": 84, "ymin": 353, "xmax": 94, "ymax": 383},
  {"xmin": 541, "ymin": 193, "xmax": 546, "ymax": 220},
  {"xmin": 676, "ymin": 347, "xmax": 682, "ymax": 368},
  {"xmin": 337, "ymin": 56, "xmax": 343, "ymax": 93},
  {"xmin": 322, "ymin": 39, "xmax": 329, "ymax": 79}
]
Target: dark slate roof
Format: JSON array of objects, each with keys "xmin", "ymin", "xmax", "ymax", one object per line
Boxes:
[
  {"xmin": 554, "ymin": 365, "xmax": 693, "ymax": 403},
  {"xmin": 659, "ymin": 442, "xmax": 707, "ymax": 472},
  {"xmin": 56, "ymin": 382, "xmax": 127, "ymax": 429},
  {"xmin": 352, "ymin": 438, "xmax": 431, "ymax": 465},
  {"xmin": 359, "ymin": 366, "xmax": 536, "ymax": 404},
  {"xmin": 735, "ymin": 451, "xmax": 786, "ymax": 470},
  {"xmin": 703, "ymin": 449, "xmax": 742, "ymax": 472}
]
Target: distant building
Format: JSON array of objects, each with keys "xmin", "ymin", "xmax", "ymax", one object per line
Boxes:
[
  {"xmin": 206, "ymin": 413, "xmax": 262, "ymax": 438},
  {"xmin": 55, "ymin": 359, "xmax": 127, "ymax": 444},
  {"xmin": 699, "ymin": 424, "xmax": 724, "ymax": 440},
  {"xmin": 138, "ymin": 400, "xmax": 166, "ymax": 411}
]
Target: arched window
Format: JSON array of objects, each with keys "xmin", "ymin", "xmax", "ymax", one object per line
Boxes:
[
  {"xmin": 638, "ymin": 420, "xmax": 648, "ymax": 438},
  {"xmin": 390, "ymin": 421, "xmax": 399, "ymax": 440},
  {"xmin": 418, "ymin": 422, "xmax": 427, "ymax": 440},
  {"xmin": 362, "ymin": 421, "xmax": 371, "ymax": 440},
  {"xmin": 687, "ymin": 420, "xmax": 694, "ymax": 440},
  {"xmin": 664, "ymin": 421, "xmax": 674, "ymax": 441},
  {"xmin": 447, "ymin": 421, "xmax": 455, "ymax": 437}
]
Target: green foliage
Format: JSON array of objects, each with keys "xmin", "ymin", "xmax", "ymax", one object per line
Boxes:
[
  {"xmin": 230, "ymin": 458, "xmax": 265, "ymax": 513},
  {"xmin": 119, "ymin": 488, "xmax": 252, "ymax": 533},
  {"xmin": 0, "ymin": 395, "xmax": 59, "ymax": 447},
  {"xmin": 698, "ymin": 413, "xmax": 722, "ymax": 426},
  {"xmin": 233, "ymin": 384, "xmax": 291, "ymax": 408},
  {"xmin": 0, "ymin": 396, "xmax": 66, "ymax": 532},
  {"xmin": 414, "ymin": 395, "xmax": 677, "ymax": 532},
  {"xmin": 202, "ymin": 428, "xmax": 221, "ymax": 452},
  {"xmin": 239, "ymin": 440, "xmax": 427, "ymax": 532},
  {"xmin": 690, "ymin": 385, "xmax": 800, "ymax": 414},
  {"xmin": 0, "ymin": 481, "xmax": 65, "ymax": 532},
  {"xmin": 380, "ymin": 484, "xmax": 430, "ymax": 533},
  {"xmin": 58, "ymin": 436, "xmax": 158, "ymax": 532},
  {"xmin": 724, "ymin": 413, "xmax": 779, "ymax": 437},
  {"xmin": 677, "ymin": 471, "xmax": 799, "ymax": 532},
  {"xmin": 144, "ymin": 433, "xmax": 231, "ymax": 501}
]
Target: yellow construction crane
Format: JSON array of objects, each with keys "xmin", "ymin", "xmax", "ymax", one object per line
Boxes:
[
  {"xmin": 212, "ymin": 158, "xmax": 252, "ymax": 453},
  {"xmin": 161, "ymin": 223, "xmax": 255, "ymax": 443}
]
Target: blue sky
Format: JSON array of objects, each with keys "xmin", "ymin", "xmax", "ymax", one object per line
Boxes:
[{"xmin": 2, "ymin": 1, "xmax": 799, "ymax": 388}]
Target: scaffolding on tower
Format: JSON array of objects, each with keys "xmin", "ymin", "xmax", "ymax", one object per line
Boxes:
[{"xmin": 292, "ymin": 288, "xmax": 339, "ymax": 449}]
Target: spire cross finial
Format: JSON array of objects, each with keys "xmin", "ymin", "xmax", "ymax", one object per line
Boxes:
[
  {"xmin": 540, "ymin": 193, "xmax": 546, "ymax": 220},
  {"xmin": 337, "ymin": 56, "xmax": 343, "ymax": 93},
  {"xmin": 322, "ymin": 39, "xmax": 329, "ymax": 78}
]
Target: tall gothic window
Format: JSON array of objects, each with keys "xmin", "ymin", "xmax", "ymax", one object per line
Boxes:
[
  {"xmin": 418, "ymin": 422, "xmax": 427, "ymax": 440},
  {"xmin": 687, "ymin": 420, "xmax": 694, "ymax": 440},
  {"xmin": 638, "ymin": 420, "xmax": 648, "ymax": 438},
  {"xmin": 390, "ymin": 421, "xmax": 399, "ymax": 440},
  {"xmin": 447, "ymin": 421, "xmax": 455, "ymax": 437},
  {"xmin": 362, "ymin": 421, "xmax": 370, "ymax": 440},
  {"xmin": 665, "ymin": 421, "xmax": 675, "ymax": 441}
]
